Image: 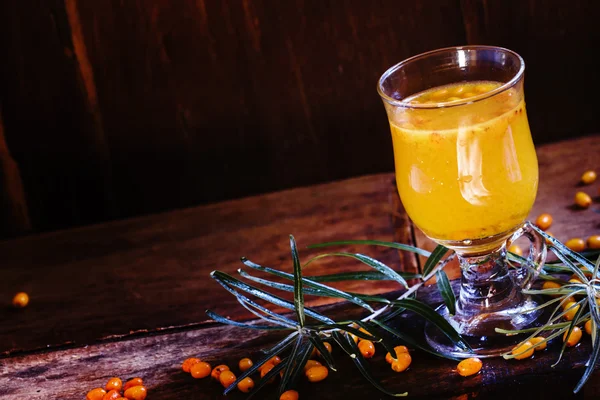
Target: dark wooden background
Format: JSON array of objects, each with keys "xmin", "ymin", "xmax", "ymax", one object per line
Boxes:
[{"xmin": 1, "ymin": 0, "xmax": 599, "ymax": 239}]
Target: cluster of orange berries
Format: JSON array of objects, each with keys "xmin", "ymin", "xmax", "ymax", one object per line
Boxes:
[
  {"xmin": 531, "ymin": 210, "xmax": 599, "ymax": 253},
  {"xmin": 182, "ymin": 350, "xmax": 331, "ymax": 400},
  {"xmin": 354, "ymin": 328, "xmax": 482, "ymax": 377},
  {"xmin": 575, "ymin": 170, "xmax": 599, "ymax": 209},
  {"xmin": 85, "ymin": 377, "xmax": 147, "ymax": 400},
  {"xmin": 506, "ymin": 168, "xmax": 600, "ymax": 257}
]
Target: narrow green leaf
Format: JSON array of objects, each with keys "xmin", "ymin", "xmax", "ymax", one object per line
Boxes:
[
  {"xmin": 211, "ymin": 271, "xmax": 299, "ymax": 328},
  {"xmin": 553, "ymin": 299, "xmax": 587, "ymax": 367},
  {"xmin": 331, "ymin": 330, "xmax": 357, "ymax": 357},
  {"xmin": 290, "ymin": 235, "xmax": 306, "ymax": 327},
  {"xmin": 278, "ymin": 334, "xmax": 304, "ymax": 394},
  {"xmin": 307, "ymin": 239, "xmax": 432, "ymax": 257},
  {"xmin": 308, "ymin": 334, "xmax": 337, "ymax": 371},
  {"xmin": 205, "ymin": 310, "xmax": 290, "ymax": 330},
  {"xmin": 245, "ymin": 361, "xmax": 287, "ymax": 399},
  {"xmin": 307, "ymin": 252, "xmax": 408, "ymax": 288},
  {"xmin": 224, "ymin": 332, "xmax": 298, "ymax": 395},
  {"xmin": 307, "ymin": 270, "xmax": 421, "ymax": 282},
  {"xmin": 285, "ymin": 342, "xmax": 314, "ymax": 393},
  {"xmin": 574, "ymin": 326, "xmax": 600, "ymax": 393},
  {"xmin": 389, "ymin": 298, "xmax": 471, "ymax": 351},
  {"xmin": 211, "ymin": 270, "xmax": 334, "ymax": 324},
  {"xmin": 341, "ymin": 330, "xmax": 408, "ymax": 397},
  {"xmin": 370, "ymin": 319, "xmax": 461, "ymax": 361},
  {"xmin": 240, "ymin": 259, "xmax": 374, "ymax": 312},
  {"xmin": 532, "ymin": 225, "xmax": 594, "ymax": 269},
  {"xmin": 422, "ymin": 245, "xmax": 449, "ymax": 278},
  {"xmin": 436, "ymin": 270, "xmax": 456, "ymax": 316}
]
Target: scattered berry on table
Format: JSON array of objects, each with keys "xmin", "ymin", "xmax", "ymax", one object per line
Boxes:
[
  {"xmin": 12, "ymin": 292, "xmax": 29, "ymax": 308},
  {"xmin": 457, "ymin": 357, "xmax": 482, "ymax": 377},
  {"xmin": 190, "ymin": 361, "xmax": 212, "ymax": 379},
  {"xmin": 574, "ymin": 191, "xmax": 592, "ymax": 208},
  {"xmin": 238, "ymin": 357, "xmax": 253, "ymax": 372},
  {"xmin": 305, "ymin": 365, "xmax": 329, "ymax": 382},
  {"xmin": 511, "ymin": 341, "xmax": 534, "ymax": 360},
  {"xmin": 564, "ymin": 326, "xmax": 583, "ymax": 347},
  {"xmin": 357, "ymin": 339, "xmax": 376, "ymax": 358},
  {"xmin": 580, "ymin": 170, "xmax": 597, "ymax": 185},
  {"xmin": 280, "ymin": 389, "xmax": 299, "ymax": 400},
  {"xmin": 535, "ymin": 213, "xmax": 553, "ymax": 230},
  {"xmin": 182, "ymin": 357, "xmax": 201, "ymax": 373}
]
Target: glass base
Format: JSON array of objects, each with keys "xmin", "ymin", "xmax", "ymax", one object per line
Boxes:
[{"xmin": 424, "ymin": 295, "xmax": 543, "ymax": 358}]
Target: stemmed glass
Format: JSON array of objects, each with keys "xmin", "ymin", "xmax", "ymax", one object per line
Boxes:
[{"xmin": 377, "ymin": 46, "xmax": 547, "ymax": 357}]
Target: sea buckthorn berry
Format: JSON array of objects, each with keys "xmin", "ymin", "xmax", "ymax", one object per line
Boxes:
[
  {"xmin": 182, "ymin": 357, "xmax": 201, "ymax": 373},
  {"xmin": 457, "ymin": 357, "xmax": 482, "ymax": 377},
  {"xmin": 569, "ymin": 278, "xmax": 583, "ymax": 284},
  {"xmin": 390, "ymin": 352, "xmax": 412, "ymax": 372},
  {"xmin": 544, "ymin": 231, "xmax": 555, "ymax": 244},
  {"xmin": 587, "ymin": 235, "xmax": 600, "ymax": 250},
  {"xmin": 535, "ymin": 213, "xmax": 553, "ymax": 230},
  {"xmin": 581, "ymin": 170, "xmax": 597, "ymax": 185},
  {"xmin": 211, "ymin": 364, "xmax": 230, "ymax": 380},
  {"xmin": 575, "ymin": 191, "xmax": 592, "ymax": 208},
  {"xmin": 123, "ymin": 385, "xmax": 147, "ymax": 400},
  {"xmin": 237, "ymin": 376, "xmax": 254, "ymax": 393},
  {"xmin": 358, "ymin": 340, "xmax": 376, "ymax": 358},
  {"xmin": 563, "ymin": 301, "xmax": 580, "ymax": 321},
  {"xmin": 86, "ymin": 388, "xmax": 107, "ymax": 400},
  {"xmin": 238, "ymin": 357, "xmax": 253, "ymax": 372},
  {"xmin": 102, "ymin": 390, "xmax": 121, "ymax": 400},
  {"xmin": 12, "ymin": 292, "xmax": 29, "ymax": 308},
  {"xmin": 260, "ymin": 362, "xmax": 276, "ymax": 383},
  {"xmin": 529, "ymin": 337, "xmax": 547, "ymax": 351},
  {"xmin": 306, "ymin": 365, "xmax": 329, "ymax": 382},
  {"xmin": 511, "ymin": 341, "xmax": 534, "ymax": 360},
  {"xmin": 585, "ymin": 320, "xmax": 594, "ymax": 335},
  {"xmin": 563, "ymin": 326, "xmax": 583, "ymax": 347},
  {"xmin": 303, "ymin": 359, "xmax": 322, "ymax": 372},
  {"xmin": 508, "ymin": 244, "xmax": 523, "ymax": 257},
  {"xmin": 123, "ymin": 378, "xmax": 143, "ymax": 392},
  {"xmin": 542, "ymin": 281, "xmax": 561, "ymax": 291},
  {"xmin": 385, "ymin": 345, "xmax": 409, "ymax": 364},
  {"xmin": 269, "ymin": 355, "xmax": 282, "ymax": 365},
  {"xmin": 105, "ymin": 377, "xmax": 122, "ymax": 392},
  {"xmin": 565, "ymin": 238, "xmax": 586, "ymax": 253},
  {"xmin": 219, "ymin": 370, "xmax": 237, "ymax": 388},
  {"xmin": 191, "ymin": 361, "xmax": 212, "ymax": 379},
  {"xmin": 280, "ymin": 389, "xmax": 299, "ymax": 400}
]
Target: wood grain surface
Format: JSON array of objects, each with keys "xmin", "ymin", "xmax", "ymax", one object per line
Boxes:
[
  {"xmin": 0, "ymin": 135, "xmax": 599, "ymax": 399},
  {"xmin": 0, "ymin": 173, "xmax": 416, "ymax": 356},
  {"xmin": 0, "ymin": 284, "xmax": 596, "ymax": 400}
]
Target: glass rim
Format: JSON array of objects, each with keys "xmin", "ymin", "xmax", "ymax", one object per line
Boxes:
[{"xmin": 376, "ymin": 45, "xmax": 525, "ymax": 109}]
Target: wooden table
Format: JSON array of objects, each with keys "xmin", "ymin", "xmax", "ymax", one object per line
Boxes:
[{"xmin": 1, "ymin": 135, "xmax": 599, "ymax": 399}]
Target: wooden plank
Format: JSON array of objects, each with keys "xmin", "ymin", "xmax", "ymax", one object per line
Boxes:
[
  {"xmin": 413, "ymin": 134, "xmax": 600, "ymax": 284},
  {"xmin": 0, "ymin": 0, "xmax": 114, "ymax": 234},
  {"xmin": 0, "ymin": 283, "xmax": 595, "ymax": 400},
  {"xmin": 69, "ymin": 0, "xmax": 467, "ymax": 218},
  {"xmin": 0, "ymin": 108, "xmax": 31, "ymax": 237},
  {"xmin": 0, "ymin": 173, "xmax": 416, "ymax": 355}
]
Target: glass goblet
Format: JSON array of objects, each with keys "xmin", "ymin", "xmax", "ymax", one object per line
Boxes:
[{"xmin": 377, "ymin": 46, "xmax": 547, "ymax": 357}]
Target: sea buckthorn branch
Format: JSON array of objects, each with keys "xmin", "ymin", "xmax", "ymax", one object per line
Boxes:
[
  {"xmin": 208, "ymin": 228, "xmax": 600, "ymax": 398},
  {"xmin": 207, "ymin": 235, "xmax": 465, "ymax": 398},
  {"xmin": 497, "ymin": 225, "xmax": 600, "ymax": 392}
]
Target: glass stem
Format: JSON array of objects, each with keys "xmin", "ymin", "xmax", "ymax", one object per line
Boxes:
[{"xmin": 456, "ymin": 245, "xmax": 521, "ymax": 316}]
